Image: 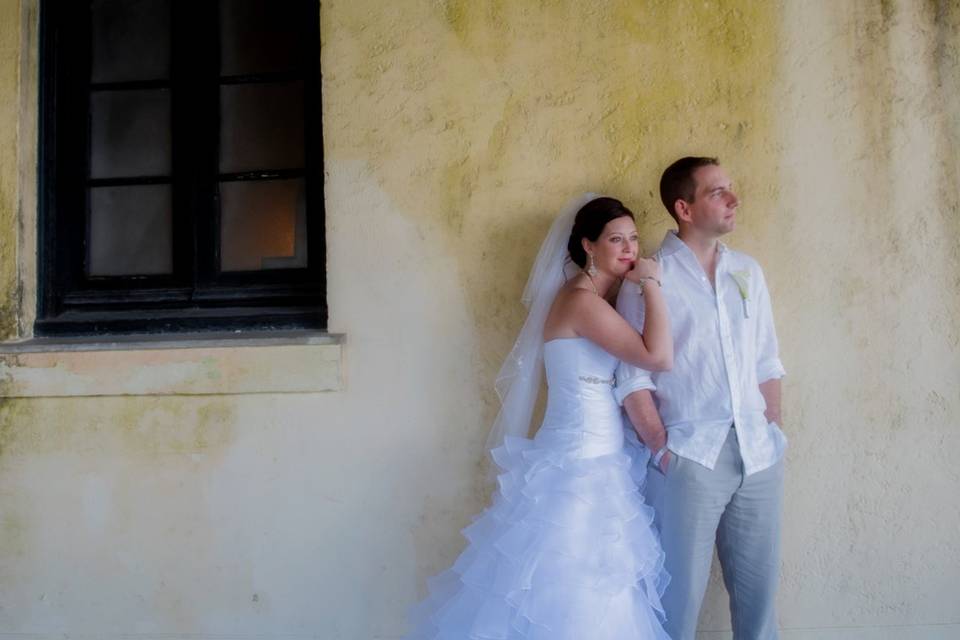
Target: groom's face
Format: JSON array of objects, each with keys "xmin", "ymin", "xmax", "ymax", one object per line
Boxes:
[{"xmin": 684, "ymin": 165, "xmax": 739, "ymax": 236}]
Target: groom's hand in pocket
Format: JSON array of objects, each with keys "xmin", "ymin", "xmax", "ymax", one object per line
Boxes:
[{"xmin": 658, "ymin": 450, "xmax": 672, "ymax": 474}]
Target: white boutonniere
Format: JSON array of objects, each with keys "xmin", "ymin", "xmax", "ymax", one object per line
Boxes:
[{"xmin": 730, "ymin": 270, "xmax": 750, "ymax": 318}]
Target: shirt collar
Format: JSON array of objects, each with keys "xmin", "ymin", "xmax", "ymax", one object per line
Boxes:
[{"xmin": 658, "ymin": 230, "xmax": 729, "ymax": 259}]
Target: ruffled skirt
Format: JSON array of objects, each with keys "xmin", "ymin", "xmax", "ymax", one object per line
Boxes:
[{"xmin": 405, "ymin": 430, "xmax": 670, "ymax": 639}]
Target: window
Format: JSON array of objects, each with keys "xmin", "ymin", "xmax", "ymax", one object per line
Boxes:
[{"xmin": 37, "ymin": 0, "xmax": 324, "ymax": 336}]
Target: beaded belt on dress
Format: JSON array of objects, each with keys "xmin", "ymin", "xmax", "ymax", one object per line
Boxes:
[{"xmin": 578, "ymin": 375, "xmax": 615, "ymax": 386}]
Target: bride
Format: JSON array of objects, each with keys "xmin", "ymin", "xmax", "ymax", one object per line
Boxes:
[{"xmin": 407, "ymin": 195, "xmax": 673, "ymax": 639}]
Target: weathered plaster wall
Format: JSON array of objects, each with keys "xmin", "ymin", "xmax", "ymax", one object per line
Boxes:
[
  {"xmin": 0, "ymin": 1, "xmax": 958, "ymax": 639},
  {"xmin": 324, "ymin": 0, "xmax": 782, "ymax": 382},
  {"xmin": 769, "ymin": 1, "xmax": 960, "ymax": 634},
  {"xmin": 0, "ymin": 0, "xmax": 22, "ymax": 338}
]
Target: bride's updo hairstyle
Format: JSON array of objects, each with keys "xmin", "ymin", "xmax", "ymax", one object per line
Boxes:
[{"xmin": 566, "ymin": 197, "xmax": 635, "ymax": 268}]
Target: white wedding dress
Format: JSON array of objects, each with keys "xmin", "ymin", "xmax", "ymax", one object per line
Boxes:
[{"xmin": 407, "ymin": 337, "xmax": 670, "ymax": 639}]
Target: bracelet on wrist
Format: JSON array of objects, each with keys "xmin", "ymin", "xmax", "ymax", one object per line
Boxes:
[
  {"xmin": 637, "ymin": 276, "xmax": 662, "ymax": 295},
  {"xmin": 651, "ymin": 445, "xmax": 668, "ymax": 467}
]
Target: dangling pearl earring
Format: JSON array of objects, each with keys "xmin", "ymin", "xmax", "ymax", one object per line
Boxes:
[{"xmin": 586, "ymin": 253, "xmax": 598, "ymax": 277}]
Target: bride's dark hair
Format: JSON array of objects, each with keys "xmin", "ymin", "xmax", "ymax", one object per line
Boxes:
[{"xmin": 566, "ymin": 197, "xmax": 635, "ymax": 267}]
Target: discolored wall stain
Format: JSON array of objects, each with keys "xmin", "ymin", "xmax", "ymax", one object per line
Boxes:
[
  {"xmin": 324, "ymin": 0, "xmax": 781, "ymax": 231},
  {"xmin": 0, "ymin": 0, "xmax": 22, "ymax": 341},
  {"xmin": 931, "ymin": 0, "xmax": 960, "ymax": 273},
  {"xmin": 0, "ymin": 396, "xmax": 236, "ymax": 460}
]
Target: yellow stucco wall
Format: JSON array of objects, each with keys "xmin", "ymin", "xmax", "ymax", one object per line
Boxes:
[
  {"xmin": 1, "ymin": 1, "xmax": 959, "ymax": 638},
  {"xmin": 325, "ymin": 0, "xmax": 783, "ymax": 380},
  {"xmin": 0, "ymin": 0, "xmax": 22, "ymax": 337}
]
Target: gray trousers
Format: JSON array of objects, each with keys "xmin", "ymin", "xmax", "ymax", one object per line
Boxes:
[{"xmin": 645, "ymin": 428, "xmax": 784, "ymax": 640}]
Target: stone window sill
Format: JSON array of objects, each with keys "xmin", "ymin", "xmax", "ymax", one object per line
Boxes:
[{"xmin": 0, "ymin": 331, "xmax": 344, "ymax": 398}]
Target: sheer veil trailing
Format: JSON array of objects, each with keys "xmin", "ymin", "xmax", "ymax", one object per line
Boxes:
[{"xmin": 486, "ymin": 193, "xmax": 599, "ymax": 452}]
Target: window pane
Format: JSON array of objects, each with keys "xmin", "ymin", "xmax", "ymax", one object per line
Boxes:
[
  {"xmin": 219, "ymin": 82, "xmax": 304, "ymax": 173},
  {"xmin": 88, "ymin": 185, "xmax": 173, "ymax": 276},
  {"xmin": 90, "ymin": 89, "xmax": 171, "ymax": 179},
  {"xmin": 91, "ymin": 0, "xmax": 171, "ymax": 83},
  {"xmin": 219, "ymin": 179, "xmax": 307, "ymax": 272},
  {"xmin": 219, "ymin": 0, "xmax": 304, "ymax": 76}
]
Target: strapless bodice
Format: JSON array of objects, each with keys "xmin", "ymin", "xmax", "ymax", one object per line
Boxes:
[{"xmin": 537, "ymin": 337, "xmax": 625, "ymax": 458}]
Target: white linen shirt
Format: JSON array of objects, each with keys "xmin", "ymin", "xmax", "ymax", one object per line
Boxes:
[{"xmin": 615, "ymin": 231, "xmax": 787, "ymax": 476}]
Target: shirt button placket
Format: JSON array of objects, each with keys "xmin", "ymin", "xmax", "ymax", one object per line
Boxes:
[{"xmin": 716, "ymin": 263, "xmax": 742, "ymax": 435}]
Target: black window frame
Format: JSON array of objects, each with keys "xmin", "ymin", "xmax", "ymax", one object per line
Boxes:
[{"xmin": 37, "ymin": 0, "xmax": 326, "ymax": 336}]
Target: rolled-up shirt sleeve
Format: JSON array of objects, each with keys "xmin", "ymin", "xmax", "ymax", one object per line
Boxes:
[
  {"xmin": 755, "ymin": 266, "xmax": 786, "ymax": 383},
  {"xmin": 614, "ymin": 281, "xmax": 657, "ymax": 405}
]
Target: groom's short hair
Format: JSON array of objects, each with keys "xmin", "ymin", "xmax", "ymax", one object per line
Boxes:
[{"xmin": 659, "ymin": 156, "xmax": 719, "ymax": 221}]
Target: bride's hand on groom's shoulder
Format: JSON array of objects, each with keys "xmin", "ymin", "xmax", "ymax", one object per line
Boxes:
[{"xmin": 625, "ymin": 256, "xmax": 661, "ymax": 284}]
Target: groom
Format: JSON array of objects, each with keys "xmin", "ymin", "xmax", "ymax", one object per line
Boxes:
[{"xmin": 617, "ymin": 157, "xmax": 787, "ymax": 639}]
